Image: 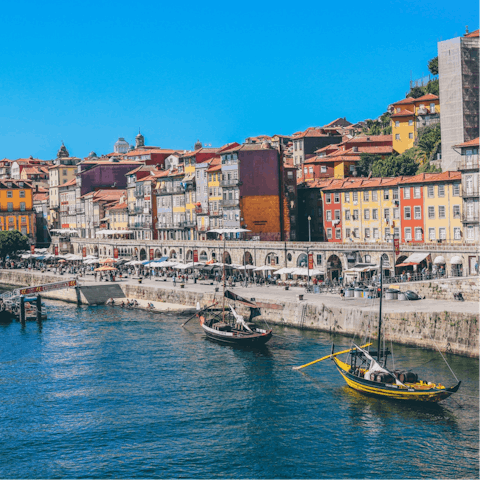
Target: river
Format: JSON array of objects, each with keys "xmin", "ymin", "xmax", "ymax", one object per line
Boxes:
[{"xmin": 0, "ymin": 300, "xmax": 478, "ymax": 478}]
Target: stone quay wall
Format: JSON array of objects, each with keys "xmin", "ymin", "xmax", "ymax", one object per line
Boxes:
[{"xmin": 121, "ymin": 283, "xmax": 479, "ymax": 358}]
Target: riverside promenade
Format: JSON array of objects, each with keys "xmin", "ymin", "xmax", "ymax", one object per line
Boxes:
[{"xmin": 0, "ymin": 269, "xmax": 478, "ymax": 357}]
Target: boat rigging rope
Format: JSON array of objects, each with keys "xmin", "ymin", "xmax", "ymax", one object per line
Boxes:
[{"xmin": 404, "ymin": 294, "xmax": 460, "ymax": 383}]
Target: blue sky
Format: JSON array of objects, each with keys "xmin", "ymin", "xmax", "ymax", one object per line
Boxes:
[{"xmin": 0, "ymin": 0, "xmax": 477, "ymax": 159}]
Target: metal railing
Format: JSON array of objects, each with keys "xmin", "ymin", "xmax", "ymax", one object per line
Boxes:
[
  {"xmin": 220, "ymin": 178, "xmax": 240, "ymax": 187},
  {"xmin": 154, "ymin": 186, "xmax": 185, "ymax": 195},
  {"xmin": 459, "ymin": 157, "xmax": 479, "ymax": 170},
  {"xmin": 462, "ymin": 213, "xmax": 480, "ymax": 223},
  {"xmin": 461, "ymin": 187, "xmax": 479, "ymax": 198}
]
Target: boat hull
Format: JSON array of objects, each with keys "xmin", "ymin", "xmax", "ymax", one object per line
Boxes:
[
  {"xmin": 333, "ymin": 358, "xmax": 460, "ymax": 403},
  {"xmin": 202, "ymin": 324, "xmax": 272, "ymax": 346}
]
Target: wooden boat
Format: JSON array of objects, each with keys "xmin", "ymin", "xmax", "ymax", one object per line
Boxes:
[
  {"xmin": 295, "ymin": 256, "xmax": 461, "ymax": 403},
  {"xmin": 190, "ymin": 227, "xmax": 273, "ymax": 346},
  {"xmin": 200, "ymin": 304, "xmax": 272, "ymax": 346},
  {"xmin": 331, "ymin": 256, "xmax": 461, "ymax": 403}
]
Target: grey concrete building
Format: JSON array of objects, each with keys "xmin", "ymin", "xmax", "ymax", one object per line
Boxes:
[{"xmin": 438, "ymin": 28, "xmax": 479, "ymax": 171}]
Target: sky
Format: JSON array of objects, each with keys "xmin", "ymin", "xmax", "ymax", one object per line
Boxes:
[{"xmin": 0, "ymin": 0, "xmax": 478, "ymax": 159}]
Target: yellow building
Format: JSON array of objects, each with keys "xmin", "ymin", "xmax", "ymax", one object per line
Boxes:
[
  {"xmin": 106, "ymin": 201, "xmax": 129, "ymax": 231},
  {"xmin": 0, "ymin": 179, "xmax": 35, "ymax": 238},
  {"xmin": 325, "ymin": 177, "xmax": 401, "ymax": 244},
  {"xmin": 206, "ymin": 158, "xmax": 222, "ymax": 233},
  {"xmin": 420, "ymin": 172, "xmax": 462, "ymax": 243},
  {"xmin": 391, "ymin": 94, "xmax": 440, "ymax": 153}
]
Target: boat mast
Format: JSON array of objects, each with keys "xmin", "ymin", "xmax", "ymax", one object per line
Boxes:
[
  {"xmin": 222, "ymin": 233, "xmax": 226, "ymax": 323},
  {"xmin": 377, "ymin": 255, "xmax": 383, "ymax": 364}
]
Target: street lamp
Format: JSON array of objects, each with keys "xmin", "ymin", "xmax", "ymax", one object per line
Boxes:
[{"xmin": 307, "ymin": 216, "xmax": 311, "ymax": 243}]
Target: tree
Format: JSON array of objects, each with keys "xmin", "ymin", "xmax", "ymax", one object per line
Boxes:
[
  {"xmin": 415, "ymin": 124, "xmax": 441, "ymax": 165},
  {"xmin": 428, "ymin": 56, "xmax": 438, "ymax": 76},
  {"xmin": 407, "ymin": 86, "xmax": 426, "ymax": 98},
  {"xmin": 356, "ymin": 153, "xmax": 377, "ymax": 177},
  {"xmin": 0, "ymin": 230, "xmax": 29, "ymax": 260},
  {"xmin": 371, "ymin": 150, "xmax": 418, "ymax": 177},
  {"xmin": 426, "ymin": 78, "xmax": 439, "ymax": 96}
]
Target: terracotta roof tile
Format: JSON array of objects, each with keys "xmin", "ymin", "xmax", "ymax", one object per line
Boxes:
[
  {"xmin": 465, "ymin": 29, "xmax": 479, "ymax": 37},
  {"xmin": 391, "ymin": 109, "xmax": 415, "ymax": 118},
  {"xmin": 399, "ymin": 171, "xmax": 461, "ymax": 185},
  {"xmin": 454, "ymin": 137, "xmax": 479, "ymax": 148}
]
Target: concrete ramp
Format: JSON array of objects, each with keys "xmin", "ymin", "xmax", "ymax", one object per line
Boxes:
[{"xmin": 78, "ymin": 284, "xmax": 126, "ymax": 305}]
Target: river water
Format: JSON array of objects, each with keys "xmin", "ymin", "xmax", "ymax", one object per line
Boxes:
[{"xmin": 0, "ymin": 301, "xmax": 478, "ymax": 479}]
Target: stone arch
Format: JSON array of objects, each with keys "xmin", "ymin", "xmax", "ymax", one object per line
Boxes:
[
  {"xmin": 297, "ymin": 253, "xmax": 307, "ymax": 267},
  {"xmin": 223, "ymin": 251, "xmax": 231, "ymax": 264},
  {"xmin": 139, "ymin": 248, "xmax": 147, "ymax": 260},
  {"xmin": 186, "ymin": 249, "xmax": 193, "ymax": 261},
  {"xmin": 287, "ymin": 252, "xmax": 292, "ymax": 262},
  {"xmin": 265, "ymin": 252, "xmax": 279, "ymax": 266},
  {"xmin": 155, "ymin": 248, "xmax": 161, "ymax": 258},
  {"xmin": 211, "ymin": 252, "xmax": 216, "ymax": 260},
  {"xmin": 164, "ymin": 248, "xmax": 167, "ymax": 255},
  {"xmin": 199, "ymin": 250, "xmax": 208, "ymax": 261},
  {"xmin": 170, "ymin": 249, "xmax": 177, "ymax": 259},
  {"xmin": 244, "ymin": 251, "xmax": 253, "ymax": 265},
  {"xmin": 327, "ymin": 254, "xmax": 342, "ymax": 281}
]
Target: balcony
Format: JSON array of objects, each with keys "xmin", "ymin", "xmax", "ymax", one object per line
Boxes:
[
  {"xmin": 134, "ymin": 206, "xmax": 144, "ymax": 213},
  {"xmin": 220, "ymin": 178, "xmax": 240, "ymax": 187},
  {"xmin": 154, "ymin": 186, "xmax": 185, "ymax": 195},
  {"xmin": 459, "ymin": 157, "xmax": 479, "ymax": 170},
  {"xmin": 209, "ymin": 210, "xmax": 222, "ymax": 217},
  {"xmin": 134, "ymin": 221, "xmax": 152, "ymax": 229},
  {"xmin": 462, "ymin": 213, "xmax": 479, "ymax": 223},
  {"xmin": 461, "ymin": 187, "xmax": 479, "ymax": 198},
  {"xmin": 185, "ymin": 219, "xmax": 196, "ymax": 228},
  {"xmin": 222, "ymin": 198, "xmax": 240, "ymax": 207}
]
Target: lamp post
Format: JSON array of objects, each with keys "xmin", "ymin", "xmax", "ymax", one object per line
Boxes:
[{"xmin": 308, "ymin": 215, "xmax": 311, "ymax": 243}]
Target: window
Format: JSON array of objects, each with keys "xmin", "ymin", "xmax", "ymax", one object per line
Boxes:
[
  {"xmin": 20, "ymin": 202, "xmax": 25, "ymax": 211},
  {"xmin": 395, "ymin": 121, "xmax": 400, "ymax": 127},
  {"xmin": 321, "ymin": 166, "xmax": 327, "ymax": 173},
  {"xmin": 7, "ymin": 202, "xmax": 13, "ymax": 212},
  {"xmin": 316, "ymin": 254, "xmax": 322, "ymax": 265},
  {"xmin": 453, "ymin": 184, "xmax": 460, "ymax": 196},
  {"xmin": 353, "ymin": 209, "xmax": 359, "ymax": 220},
  {"xmin": 408, "ymin": 119, "xmax": 413, "ymax": 126},
  {"xmin": 429, "ymin": 228, "xmax": 436, "ymax": 240},
  {"xmin": 403, "ymin": 187, "xmax": 411, "ymax": 199},
  {"xmin": 394, "ymin": 208, "xmax": 400, "ymax": 219},
  {"xmin": 405, "ymin": 227, "xmax": 412, "ymax": 240},
  {"xmin": 454, "ymin": 227, "xmax": 461, "ymax": 240},
  {"xmin": 326, "ymin": 210, "xmax": 332, "ymax": 221},
  {"xmin": 334, "ymin": 193, "xmax": 340, "ymax": 203},
  {"xmin": 345, "ymin": 228, "xmax": 351, "ymax": 237},
  {"xmin": 327, "ymin": 228, "xmax": 332, "ymax": 239},
  {"xmin": 344, "ymin": 192, "xmax": 350, "ymax": 203},
  {"xmin": 439, "ymin": 228, "xmax": 446, "ymax": 240},
  {"xmin": 404, "ymin": 206, "xmax": 411, "ymax": 219},
  {"xmin": 409, "ymin": 133, "xmax": 414, "ymax": 139},
  {"xmin": 354, "ymin": 228, "xmax": 359, "ymax": 238},
  {"xmin": 395, "ymin": 134, "xmax": 400, "ymax": 140},
  {"xmin": 467, "ymin": 226, "xmax": 474, "ymax": 239},
  {"xmin": 63, "ymin": 170, "xmax": 67, "ymax": 175},
  {"xmin": 428, "ymin": 185, "xmax": 434, "ymax": 198},
  {"xmin": 364, "ymin": 228, "xmax": 370, "ymax": 239},
  {"xmin": 372, "ymin": 209, "xmax": 378, "ymax": 220},
  {"xmin": 304, "ymin": 168, "xmax": 307, "ymax": 174},
  {"xmin": 372, "ymin": 191, "xmax": 378, "ymax": 202},
  {"xmin": 7, "ymin": 191, "xmax": 12, "ymax": 198},
  {"xmin": 325, "ymin": 193, "xmax": 331, "ymax": 203},
  {"xmin": 334, "ymin": 210, "xmax": 340, "ymax": 220},
  {"xmin": 373, "ymin": 228, "xmax": 379, "ymax": 239},
  {"xmin": 308, "ymin": 167, "xmax": 313, "ymax": 174},
  {"xmin": 384, "ymin": 208, "xmax": 390, "ymax": 219},
  {"xmin": 414, "ymin": 206, "xmax": 421, "ymax": 219},
  {"xmin": 438, "ymin": 185, "xmax": 445, "ymax": 197},
  {"xmin": 428, "ymin": 206, "xmax": 435, "ymax": 219},
  {"xmin": 363, "ymin": 191, "xmax": 369, "ymax": 201},
  {"xmin": 415, "ymin": 227, "xmax": 422, "ymax": 240},
  {"xmin": 453, "ymin": 205, "xmax": 460, "ymax": 218},
  {"xmin": 393, "ymin": 189, "xmax": 399, "ymax": 200},
  {"xmin": 384, "ymin": 190, "xmax": 389, "ymax": 200},
  {"xmin": 438, "ymin": 205, "xmax": 446, "ymax": 219},
  {"xmin": 413, "ymin": 186, "xmax": 421, "ymax": 198},
  {"xmin": 430, "ymin": 103, "xmax": 436, "ymax": 113},
  {"xmin": 19, "ymin": 190, "xmax": 25, "ymax": 198},
  {"xmin": 345, "ymin": 210, "xmax": 351, "ymax": 220},
  {"xmin": 352, "ymin": 192, "xmax": 358, "ymax": 203},
  {"xmin": 364, "ymin": 209, "xmax": 370, "ymax": 220},
  {"xmin": 335, "ymin": 228, "xmax": 341, "ymax": 239}
]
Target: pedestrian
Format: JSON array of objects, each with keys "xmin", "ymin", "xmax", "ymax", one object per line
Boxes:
[
  {"xmin": 173, "ymin": 274, "xmax": 176, "ymax": 287},
  {"xmin": 94, "ymin": 271, "xmax": 97, "ymax": 281}
]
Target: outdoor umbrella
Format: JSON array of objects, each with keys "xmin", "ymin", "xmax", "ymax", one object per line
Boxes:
[{"xmin": 94, "ymin": 266, "xmax": 118, "ymax": 272}]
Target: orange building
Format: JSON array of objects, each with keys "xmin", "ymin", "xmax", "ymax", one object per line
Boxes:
[{"xmin": 0, "ymin": 179, "xmax": 36, "ymax": 239}]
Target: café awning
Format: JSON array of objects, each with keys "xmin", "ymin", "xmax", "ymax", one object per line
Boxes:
[{"xmin": 396, "ymin": 252, "xmax": 429, "ymax": 267}]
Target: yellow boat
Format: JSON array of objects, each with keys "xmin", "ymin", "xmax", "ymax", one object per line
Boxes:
[
  {"xmin": 332, "ymin": 344, "xmax": 461, "ymax": 403},
  {"xmin": 295, "ymin": 256, "xmax": 461, "ymax": 404}
]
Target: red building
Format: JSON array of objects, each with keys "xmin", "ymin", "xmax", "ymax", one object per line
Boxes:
[
  {"xmin": 398, "ymin": 178, "xmax": 424, "ymax": 243},
  {"xmin": 321, "ymin": 179, "xmax": 345, "ymax": 242}
]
